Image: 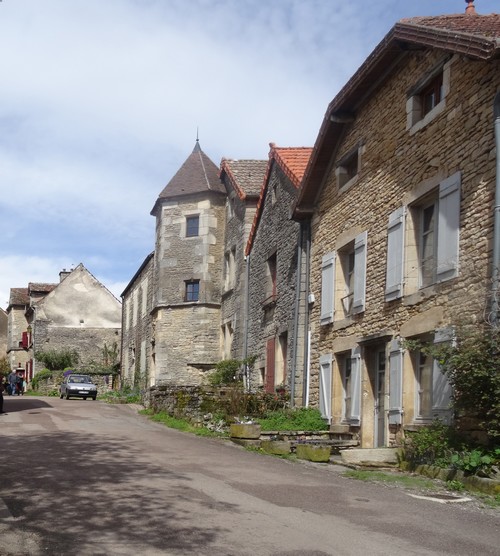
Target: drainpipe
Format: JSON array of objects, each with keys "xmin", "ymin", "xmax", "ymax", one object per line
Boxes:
[
  {"xmin": 302, "ymin": 221, "xmax": 311, "ymax": 407},
  {"xmin": 242, "ymin": 254, "xmax": 250, "ymax": 390},
  {"xmin": 290, "ymin": 224, "xmax": 303, "ymax": 407},
  {"xmin": 492, "ymin": 92, "xmax": 500, "ymax": 327}
]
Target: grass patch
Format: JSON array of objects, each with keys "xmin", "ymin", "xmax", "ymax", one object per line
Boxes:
[
  {"xmin": 343, "ymin": 469, "xmax": 435, "ymax": 490},
  {"xmin": 140, "ymin": 409, "xmax": 226, "ymax": 438}
]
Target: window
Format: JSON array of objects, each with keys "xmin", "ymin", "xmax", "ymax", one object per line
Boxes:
[
  {"xmin": 319, "ymin": 354, "xmax": 332, "ymax": 422},
  {"xmin": 221, "ymin": 321, "xmax": 233, "ymax": 359},
  {"xmin": 276, "ymin": 332, "xmax": 287, "ymax": 386},
  {"xmin": 186, "ymin": 215, "xmax": 199, "ymax": 237},
  {"xmin": 264, "ymin": 253, "xmax": 277, "ymax": 304},
  {"xmin": 224, "ymin": 247, "xmax": 236, "ymax": 291},
  {"xmin": 226, "ymin": 198, "xmax": 234, "ymax": 220},
  {"xmin": 341, "ymin": 355, "xmax": 352, "ymax": 422},
  {"xmin": 336, "ymin": 146, "xmax": 360, "ymax": 189},
  {"xmin": 385, "ymin": 172, "xmax": 460, "ymax": 299},
  {"xmin": 406, "ymin": 60, "xmax": 450, "ymax": 134},
  {"xmin": 412, "ymin": 329, "xmax": 453, "ymax": 423},
  {"xmin": 185, "ymin": 280, "xmax": 200, "ymax": 302},
  {"xmin": 320, "ymin": 231, "xmax": 367, "ymax": 325}
]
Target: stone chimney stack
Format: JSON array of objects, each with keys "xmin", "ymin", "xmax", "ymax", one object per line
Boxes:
[
  {"xmin": 465, "ymin": 0, "xmax": 477, "ymax": 15},
  {"xmin": 59, "ymin": 269, "xmax": 71, "ymax": 282}
]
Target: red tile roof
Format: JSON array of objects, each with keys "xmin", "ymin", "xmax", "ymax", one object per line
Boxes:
[
  {"xmin": 220, "ymin": 159, "xmax": 267, "ymax": 200},
  {"xmin": 246, "ymin": 144, "xmax": 312, "ymax": 256},
  {"xmin": 400, "ymin": 14, "xmax": 500, "ymax": 39}
]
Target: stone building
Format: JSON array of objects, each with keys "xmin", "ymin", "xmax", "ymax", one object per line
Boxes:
[
  {"xmin": 6, "ymin": 288, "xmax": 31, "ymax": 372},
  {"xmin": 121, "ymin": 252, "xmax": 154, "ymax": 387},
  {"xmin": 219, "ymin": 158, "xmax": 267, "ymax": 361},
  {"xmin": 0, "ymin": 307, "xmax": 9, "ymax": 361},
  {"xmin": 5, "ymin": 265, "xmax": 122, "ymax": 378},
  {"xmin": 246, "ymin": 144, "xmax": 312, "ymax": 399},
  {"xmin": 293, "ymin": 9, "xmax": 500, "ymax": 447},
  {"xmin": 148, "ymin": 140, "xmax": 227, "ymax": 385}
]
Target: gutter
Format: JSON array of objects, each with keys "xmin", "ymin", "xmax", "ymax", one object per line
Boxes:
[
  {"xmin": 290, "ymin": 225, "xmax": 303, "ymax": 407},
  {"xmin": 242, "ymin": 254, "xmax": 250, "ymax": 391}
]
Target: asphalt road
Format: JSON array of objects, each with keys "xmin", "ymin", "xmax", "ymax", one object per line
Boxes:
[{"xmin": 0, "ymin": 396, "xmax": 498, "ymax": 556}]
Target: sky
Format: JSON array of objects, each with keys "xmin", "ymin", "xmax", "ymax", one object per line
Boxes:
[{"xmin": 1, "ymin": 0, "xmax": 498, "ymax": 308}]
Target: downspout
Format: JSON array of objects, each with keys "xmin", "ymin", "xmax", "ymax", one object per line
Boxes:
[
  {"xmin": 492, "ymin": 92, "xmax": 500, "ymax": 327},
  {"xmin": 302, "ymin": 220, "xmax": 311, "ymax": 407},
  {"xmin": 290, "ymin": 224, "xmax": 303, "ymax": 407},
  {"xmin": 242, "ymin": 254, "xmax": 250, "ymax": 390}
]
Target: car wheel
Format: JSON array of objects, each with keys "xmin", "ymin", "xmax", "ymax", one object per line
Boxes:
[
  {"xmin": 83, "ymin": 397, "xmax": 88, "ymax": 400},
  {"xmin": 60, "ymin": 393, "xmax": 63, "ymax": 399},
  {"xmin": 92, "ymin": 396, "xmax": 97, "ymax": 401},
  {"xmin": 65, "ymin": 393, "xmax": 70, "ymax": 400}
]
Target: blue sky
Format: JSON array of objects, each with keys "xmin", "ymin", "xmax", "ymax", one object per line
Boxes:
[{"xmin": 0, "ymin": 0, "xmax": 498, "ymax": 307}]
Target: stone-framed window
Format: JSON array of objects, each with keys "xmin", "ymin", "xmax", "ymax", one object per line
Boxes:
[
  {"xmin": 264, "ymin": 252, "xmax": 277, "ymax": 304},
  {"xmin": 335, "ymin": 143, "xmax": 361, "ymax": 190},
  {"xmin": 224, "ymin": 247, "xmax": 236, "ymax": 292},
  {"xmin": 186, "ymin": 215, "xmax": 200, "ymax": 237},
  {"xmin": 385, "ymin": 172, "xmax": 460, "ymax": 300},
  {"xmin": 185, "ymin": 280, "xmax": 200, "ymax": 302},
  {"xmin": 406, "ymin": 58, "xmax": 451, "ymax": 135}
]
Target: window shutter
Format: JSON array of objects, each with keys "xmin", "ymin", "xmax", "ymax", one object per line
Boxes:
[
  {"xmin": 437, "ymin": 172, "xmax": 460, "ymax": 282},
  {"xmin": 388, "ymin": 339, "xmax": 403, "ymax": 424},
  {"xmin": 432, "ymin": 328, "xmax": 453, "ymax": 421},
  {"xmin": 265, "ymin": 338, "xmax": 276, "ymax": 393},
  {"xmin": 352, "ymin": 232, "xmax": 367, "ymax": 314},
  {"xmin": 385, "ymin": 207, "xmax": 405, "ymax": 301},
  {"xmin": 21, "ymin": 331, "xmax": 28, "ymax": 349},
  {"xmin": 320, "ymin": 252, "xmax": 336, "ymax": 325},
  {"xmin": 349, "ymin": 346, "xmax": 362, "ymax": 424},
  {"xmin": 319, "ymin": 354, "xmax": 332, "ymax": 423}
]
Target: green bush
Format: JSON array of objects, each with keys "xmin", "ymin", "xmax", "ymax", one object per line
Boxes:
[
  {"xmin": 403, "ymin": 420, "xmax": 461, "ymax": 467},
  {"xmin": 208, "ymin": 359, "xmax": 242, "ymax": 386},
  {"xmin": 35, "ymin": 349, "xmax": 79, "ymax": 371},
  {"xmin": 256, "ymin": 407, "xmax": 328, "ymax": 432},
  {"xmin": 30, "ymin": 369, "xmax": 54, "ymax": 391}
]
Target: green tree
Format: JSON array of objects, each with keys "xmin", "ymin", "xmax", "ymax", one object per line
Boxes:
[{"xmin": 35, "ymin": 348, "xmax": 79, "ymax": 371}]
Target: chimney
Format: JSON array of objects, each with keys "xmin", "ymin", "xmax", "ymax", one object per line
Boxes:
[
  {"xmin": 59, "ymin": 269, "xmax": 71, "ymax": 282},
  {"xmin": 465, "ymin": 0, "xmax": 477, "ymax": 15}
]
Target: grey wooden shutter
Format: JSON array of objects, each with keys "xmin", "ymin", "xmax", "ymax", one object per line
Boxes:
[
  {"xmin": 388, "ymin": 339, "xmax": 403, "ymax": 424},
  {"xmin": 349, "ymin": 346, "xmax": 362, "ymax": 424},
  {"xmin": 319, "ymin": 354, "xmax": 332, "ymax": 423},
  {"xmin": 432, "ymin": 328, "xmax": 453, "ymax": 422},
  {"xmin": 385, "ymin": 207, "xmax": 405, "ymax": 301},
  {"xmin": 320, "ymin": 252, "xmax": 336, "ymax": 325},
  {"xmin": 352, "ymin": 232, "xmax": 367, "ymax": 314},
  {"xmin": 437, "ymin": 172, "xmax": 461, "ymax": 282}
]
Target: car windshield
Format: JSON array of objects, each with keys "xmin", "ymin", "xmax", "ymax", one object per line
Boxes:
[{"xmin": 68, "ymin": 376, "xmax": 92, "ymax": 384}]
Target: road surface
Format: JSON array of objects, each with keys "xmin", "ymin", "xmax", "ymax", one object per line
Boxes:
[{"xmin": 0, "ymin": 396, "xmax": 498, "ymax": 555}]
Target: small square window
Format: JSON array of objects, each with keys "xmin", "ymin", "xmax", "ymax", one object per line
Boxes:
[
  {"xmin": 336, "ymin": 147, "xmax": 360, "ymax": 189},
  {"xmin": 185, "ymin": 280, "xmax": 200, "ymax": 302},
  {"xmin": 420, "ymin": 73, "xmax": 443, "ymax": 117},
  {"xmin": 186, "ymin": 215, "xmax": 199, "ymax": 237}
]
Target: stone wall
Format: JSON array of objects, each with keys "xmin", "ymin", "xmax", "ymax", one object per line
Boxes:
[
  {"xmin": 247, "ymin": 164, "xmax": 301, "ymax": 390},
  {"xmin": 308, "ymin": 51, "xmax": 499, "ymax": 446}
]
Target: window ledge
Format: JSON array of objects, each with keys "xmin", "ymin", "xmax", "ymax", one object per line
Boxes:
[
  {"xmin": 262, "ymin": 295, "xmax": 277, "ymax": 310},
  {"xmin": 408, "ymin": 100, "xmax": 445, "ymax": 135},
  {"xmin": 338, "ymin": 174, "xmax": 359, "ymax": 194},
  {"xmin": 221, "ymin": 287, "xmax": 234, "ymax": 299},
  {"xmin": 333, "ymin": 316, "xmax": 355, "ymax": 331}
]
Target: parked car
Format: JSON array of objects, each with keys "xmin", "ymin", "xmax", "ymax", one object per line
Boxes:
[{"xmin": 60, "ymin": 374, "xmax": 97, "ymax": 400}]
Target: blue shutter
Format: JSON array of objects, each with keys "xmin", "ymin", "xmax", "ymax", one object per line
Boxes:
[
  {"xmin": 437, "ymin": 172, "xmax": 461, "ymax": 282},
  {"xmin": 319, "ymin": 354, "xmax": 332, "ymax": 423},
  {"xmin": 388, "ymin": 339, "xmax": 403, "ymax": 424},
  {"xmin": 349, "ymin": 346, "xmax": 362, "ymax": 424},
  {"xmin": 385, "ymin": 207, "xmax": 405, "ymax": 301},
  {"xmin": 432, "ymin": 328, "xmax": 453, "ymax": 423},
  {"xmin": 320, "ymin": 252, "xmax": 336, "ymax": 325},
  {"xmin": 352, "ymin": 232, "xmax": 367, "ymax": 314}
]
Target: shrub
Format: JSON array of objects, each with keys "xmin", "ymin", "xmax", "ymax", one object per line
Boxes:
[
  {"xmin": 403, "ymin": 420, "xmax": 461, "ymax": 467},
  {"xmin": 208, "ymin": 359, "xmax": 242, "ymax": 386},
  {"xmin": 257, "ymin": 407, "xmax": 328, "ymax": 432},
  {"xmin": 35, "ymin": 349, "xmax": 79, "ymax": 371},
  {"xmin": 30, "ymin": 369, "xmax": 54, "ymax": 391}
]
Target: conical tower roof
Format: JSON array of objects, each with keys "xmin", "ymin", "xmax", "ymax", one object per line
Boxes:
[{"xmin": 151, "ymin": 141, "xmax": 225, "ymax": 215}]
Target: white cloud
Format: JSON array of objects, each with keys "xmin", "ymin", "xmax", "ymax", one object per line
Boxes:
[{"xmin": 1, "ymin": 0, "xmax": 498, "ymax": 310}]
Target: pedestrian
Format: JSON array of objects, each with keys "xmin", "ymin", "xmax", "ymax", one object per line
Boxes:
[
  {"xmin": 0, "ymin": 378, "xmax": 5, "ymax": 413},
  {"xmin": 16, "ymin": 373, "xmax": 24, "ymax": 396},
  {"xmin": 8, "ymin": 370, "xmax": 17, "ymax": 396}
]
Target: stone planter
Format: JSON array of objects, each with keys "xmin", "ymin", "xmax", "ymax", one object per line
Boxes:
[
  {"xmin": 261, "ymin": 440, "xmax": 291, "ymax": 455},
  {"xmin": 296, "ymin": 444, "xmax": 331, "ymax": 463},
  {"xmin": 230, "ymin": 423, "xmax": 261, "ymax": 439}
]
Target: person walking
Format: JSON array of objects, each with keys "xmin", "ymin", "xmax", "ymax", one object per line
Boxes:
[
  {"xmin": 8, "ymin": 370, "xmax": 17, "ymax": 396},
  {"xmin": 16, "ymin": 373, "xmax": 24, "ymax": 396}
]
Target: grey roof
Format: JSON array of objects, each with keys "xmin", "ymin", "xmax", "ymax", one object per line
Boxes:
[
  {"xmin": 151, "ymin": 142, "xmax": 225, "ymax": 214},
  {"xmin": 9, "ymin": 288, "xmax": 28, "ymax": 307},
  {"xmin": 221, "ymin": 159, "xmax": 267, "ymax": 198}
]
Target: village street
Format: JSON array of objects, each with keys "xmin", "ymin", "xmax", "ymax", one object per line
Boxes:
[{"xmin": 0, "ymin": 397, "xmax": 498, "ymax": 556}]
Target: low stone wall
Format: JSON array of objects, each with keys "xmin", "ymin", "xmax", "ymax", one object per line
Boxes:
[{"xmin": 144, "ymin": 384, "xmax": 231, "ymax": 424}]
